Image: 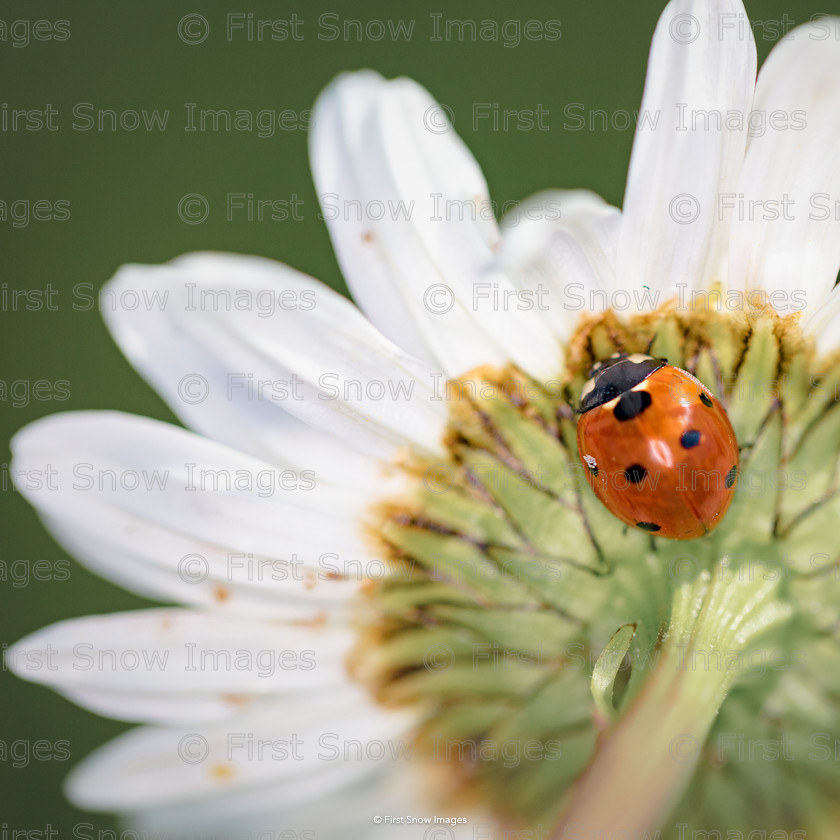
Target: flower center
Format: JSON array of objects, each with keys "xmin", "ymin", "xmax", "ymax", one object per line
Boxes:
[{"xmin": 354, "ymin": 305, "xmax": 840, "ymax": 834}]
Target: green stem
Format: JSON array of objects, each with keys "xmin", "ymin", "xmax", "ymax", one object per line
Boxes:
[{"xmin": 552, "ymin": 562, "xmax": 792, "ymax": 839}]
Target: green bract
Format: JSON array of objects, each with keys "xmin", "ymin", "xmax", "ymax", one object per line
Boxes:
[{"xmin": 360, "ymin": 307, "xmax": 840, "ymax": 838}]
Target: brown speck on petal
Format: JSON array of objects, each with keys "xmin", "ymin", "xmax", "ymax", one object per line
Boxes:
[
  {"xmin": 209, "ymin": 764, "xmax": 235, "ymax": 782},
  {"xmin": 213, "ymin": 585, "xmax": 230, "ymax": 603},
  {"xmin": 292, "ymin": 612, "xmax": 327, "ymax": 629},
  {"xmin": 221, "ymin": 694, "xmax": 251, "ymax": 708}
]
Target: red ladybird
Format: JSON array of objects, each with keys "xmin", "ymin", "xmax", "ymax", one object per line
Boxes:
[{"xmin": 576, "ymin": 353, "xmax": 739, "ymax": 540}]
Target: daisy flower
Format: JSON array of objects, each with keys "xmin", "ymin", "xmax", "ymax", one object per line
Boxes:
[{"xmin": 8, "ymin": 0, "xmax": 840, "ymax": 838}]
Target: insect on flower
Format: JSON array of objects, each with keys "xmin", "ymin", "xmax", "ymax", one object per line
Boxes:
[{"xmin": 577, "ymin": 353, "xmax": 739, "ymax": 539}]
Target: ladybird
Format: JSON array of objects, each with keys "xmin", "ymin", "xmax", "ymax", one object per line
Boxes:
[{"xmin": 576, "ymin": 353, "xmax": 739, "ymax": 540}]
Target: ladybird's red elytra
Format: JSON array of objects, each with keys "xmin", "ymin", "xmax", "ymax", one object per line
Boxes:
[{"xmin": 576, "ymin": 353, "xmax": 739, "ymax": 540}]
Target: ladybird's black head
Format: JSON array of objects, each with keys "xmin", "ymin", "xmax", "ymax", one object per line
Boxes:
[{"xmin": 578, "ymin": 353, "xmax": 667, "ymax": 413}]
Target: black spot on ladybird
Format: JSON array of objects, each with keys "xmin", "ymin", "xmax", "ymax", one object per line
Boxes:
[
  {"xmin": 614, "ymin": 390, "xmax": 652, "ymax": 422},
  {"xmin": 636, "ymin": 521, "xmax": 661, "ymax": 532},
  {"xmin": 699, "ymin": 392, "xmax": 713, "ymax": 408},
  {"xmin": 725, "ymin": 465, "xmax": 738, "ymax": 489},
  {"xmin": 680, "ymin": 429, "xmax": 701, "ymax": 449},
  {"xmin": 624, "ymin": 464, "xmax": 647, "ymax": 484}
]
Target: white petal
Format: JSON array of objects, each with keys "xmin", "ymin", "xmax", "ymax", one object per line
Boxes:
[
  {"xmin": 802, "ymin": 286, "xmax": 840, "ymax": 356},
  {"xmin": 127, "ymin": 765, "xmax": 493, "ymax": 840},
  {"xmin": 39, "ymin": 511, "xmax": 364, "ymax": 619},
  {"xmin": 59, "ymin": 685, "xmax": 363, "ymax": 729},
  {"xmin": 7, "ymin": 609, "xmax": 361, "ymax": 724},
  {"xmin": 729, "ymin": 18, "xmax": 840, "ymax": 322},
  {"xmin": 310, "ymin": 71, "xmax": 563, "ymax": 380},
  {"xmin": 616, "ymin": 0, "xmax": 757, "ymax": 304},
  {"xmin": 65, "ymin": 703, "xmax": 415, "ymax": 812},
  {"xmin": 11, "ymin": 412, "xmax": 393, "ymax": 616},
  {"xmin": 127, "ymin": 770, "xmax": 398, "ymax": 838},
  {"xmin": 495, "ymin": 190, "xmax": 622, "ymax": 336},
  {"xmin": 103, "ymin": 251, "xmax": 447, "ymax": 463}
]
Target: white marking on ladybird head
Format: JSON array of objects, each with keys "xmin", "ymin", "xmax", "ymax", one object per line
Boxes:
[
  {"xmin": 580, "ymin": 378, "xmax": 596, "ymax": 402},
  {"xmin": 626, "ymin": 353, "xmax": 654, "ymax": 364}
]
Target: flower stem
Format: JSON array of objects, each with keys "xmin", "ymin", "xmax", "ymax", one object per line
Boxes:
[{"xmin": 552, "ymin": 562, "xmax": 792, "ymax": 839}]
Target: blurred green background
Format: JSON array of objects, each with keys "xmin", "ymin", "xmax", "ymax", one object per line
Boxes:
[{"xmin": 0, "ymin": 0, "xmax": 824, "ymax": 832}]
